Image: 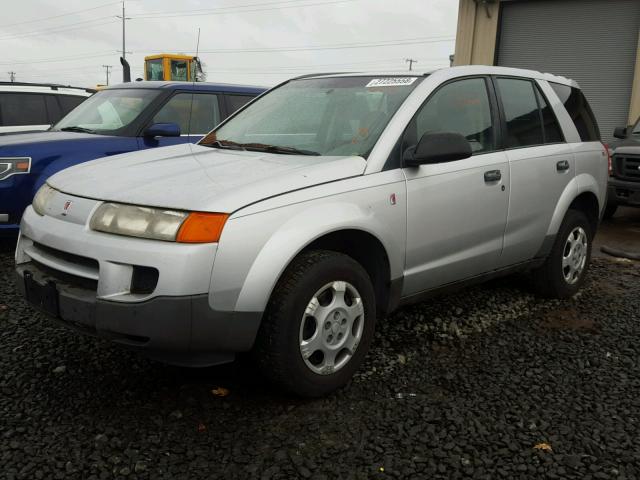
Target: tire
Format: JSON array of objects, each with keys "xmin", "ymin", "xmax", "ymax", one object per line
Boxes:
[
  {"xmin": 254, "ymin": 250, "xmax": 376, "ymax": 397},
  {"xmin": 531, "ymin": 209, "xmax": 593, "ymax": 299},
  {"xmin": 603, "ymin": 201, "xmax": 618, "ymax": 220}
]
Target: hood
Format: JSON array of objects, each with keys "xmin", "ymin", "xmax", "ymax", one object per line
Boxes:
[
  {"xmin": 48, "ymin": 143, "xmax": 367, "ymax": 213},
  {"xmin": 611, "ymin": 145, "xmax": 640, "ymax": 156},
  {"xmin": 609, "ymin": 136, "xmax": 640, "ymax": 151},
  {"xmin": 0, "ymin": 130, "xmax": 106, "ymax": 147}
]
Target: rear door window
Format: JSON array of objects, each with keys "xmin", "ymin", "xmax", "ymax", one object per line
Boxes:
[
  {"xmin": 496, "ymin": 78, "xmax": 544, "ymax": 148},
  {"xmin": 0, "ymin": 93, "xmax": 48, "ymax": 126},
  {"xmin": 535, "ymin": 86, "xmax": 564, "ymax": 143},
  {"xmin": 225, "ymin": 94, "xmax": 255, "ymax": 115},
  {"xmin": 550, "ymin": 83, "xmax": 600, "ymax": 141}
]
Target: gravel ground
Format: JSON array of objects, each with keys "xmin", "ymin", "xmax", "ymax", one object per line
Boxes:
[{"xmin": 1, "ymin": 247, "xmax": 639, "ymax": 480}]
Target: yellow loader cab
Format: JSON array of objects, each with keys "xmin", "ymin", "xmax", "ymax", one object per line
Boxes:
[{"xmin": 144, "ymin": 54, "xmax": 199, "ymax": 82}]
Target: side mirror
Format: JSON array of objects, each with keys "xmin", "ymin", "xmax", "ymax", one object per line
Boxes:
[
  {"xmin": 613, "ymin": 126, "xmax": 628, "ymax": 139},
  {"xmin": 404, "ymin": 132, "xmax": 472, "ymax": 167},
  {"xmin": 144, "ymin": 123, "xmax": 181, "ymax": 138}
]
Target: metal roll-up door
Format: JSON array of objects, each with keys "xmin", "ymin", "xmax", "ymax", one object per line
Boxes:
[{"xmin": 497, "ymin": 0, "xmax": 640, "ymax": 141}]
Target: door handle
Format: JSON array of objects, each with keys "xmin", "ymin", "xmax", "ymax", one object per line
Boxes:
[
  {"xmin": 556, "ymin": 160, "xmax": 570, "ymax": 172},
  {"xmin": 484, "ymin": 170, "xmax": 502, "ymax": 182}
]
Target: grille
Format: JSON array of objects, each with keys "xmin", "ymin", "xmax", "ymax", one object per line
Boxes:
[
  {"xmin": 33, "ymin": 242, "xmax": 99, "ymax": 272},
  {"xmin": 25, "ymin": 242, "xmax": 100, "ymax": 290},
  {"xmin": 30, "ymin": 258, "xmax": 98, "ymax": 291},
  {"xmin": 614, "ymin": 154, "xmax": 640, "ymax": 181}
]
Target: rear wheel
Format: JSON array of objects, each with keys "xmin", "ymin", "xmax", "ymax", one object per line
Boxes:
[
  {"xmin": 531, "ymin": 209, "xmax": 592, "ymax": 298},
  {"xmin": 254, "ymin": 250, "xmax": 376, "ymax": 397}
]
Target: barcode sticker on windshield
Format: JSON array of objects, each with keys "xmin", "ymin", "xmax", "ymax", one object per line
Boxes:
[{"xmin": 366, "ymin": 77, "xmax": 417, "ymax": 88}]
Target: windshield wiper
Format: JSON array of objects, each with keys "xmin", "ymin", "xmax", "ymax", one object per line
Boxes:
[
  {"xmin": 241, "ymin": 143, "xmax": 320, "ymax": 156},
  {"xmin": 207, "ymin": 139, "xmax": 246, "ymax": 151},
  {"xmin": 59, "ymin": 126, "xmax": 96, "ymax": 134}
]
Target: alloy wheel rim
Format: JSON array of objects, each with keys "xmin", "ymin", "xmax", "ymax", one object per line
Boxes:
[
  {"xmin": 299, "ymin": 281, "xmax": 364, "ymax": 375},
  {"xmin": 562, "ymin": 226, "xmax": 588, "ymax": 285}
]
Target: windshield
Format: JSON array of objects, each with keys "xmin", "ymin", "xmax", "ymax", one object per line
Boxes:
[
  {"xmin": 52, "ymin": 89, "xmax": 160, "ymax": 134},
  {"xmin": 146, "ymin": 59, "xmax": 164, "ymax": 81},
  {"xmin": 200, "ymin": 76, "xmax": 423, "ymax": 157}
]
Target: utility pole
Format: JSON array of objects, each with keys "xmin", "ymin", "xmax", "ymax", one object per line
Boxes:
[
  {"xmin": 405, "ymin": 58, "xmax": 418, "ymax": 71},
  {"xmin": 8, "ymin": 71, "xmax": 16, "ymax": 82},
  {"xmin": 102, "ymin": 65, "xmax": 112, "ymax": 85},
  {"xmin": 116, "ymin": 1, "xmax": 131, "ymax": 61}
]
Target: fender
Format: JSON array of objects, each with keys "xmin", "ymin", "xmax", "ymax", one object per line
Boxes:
[
  {"xmin": 239, "ymin": 202, "xmax": 401, "ymax": 313},
  {"xmin": 546, "ymin": 172, "xmax": 602, "ymax": 237},
  {"xmin": 209, "ymin": 179, "xmax": 407, "ymax": 314}
]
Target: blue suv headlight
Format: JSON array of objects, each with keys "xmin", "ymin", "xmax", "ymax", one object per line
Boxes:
[{"xmin": 0, "ymin": 157, "xmax": 31, "ymax": 181}]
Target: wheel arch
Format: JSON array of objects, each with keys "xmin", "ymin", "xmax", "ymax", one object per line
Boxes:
[
  {"xmin": 567, "ymin": 191, "xmax": 600, "ymax": 235},
  {"xmin": 300, "ymin": 229, "xmax": 393, "ymax": 317},
  {"xmin": 546, "ymin": 175, "xmax": 602, "ymax": 237}
]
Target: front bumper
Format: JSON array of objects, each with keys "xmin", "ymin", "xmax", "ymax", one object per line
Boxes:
[
  {"xmin": 15, "ymin": 204, "xmax": 263, "ymax": 366},
  {"xmin": 607, "ymin": 177, "xmax": 640, "ymax": 206},
  {"xmin": 15, "ymin": 258, "xmax": 262, "ymax": 366}
]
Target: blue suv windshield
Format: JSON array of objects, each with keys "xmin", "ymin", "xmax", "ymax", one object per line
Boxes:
[
  {"xmin": 202, "ymin": 76, "xmax": 423, "ymax": 158},
  {"xmin": 52, "ymin": 88, "xmax": 160, "ymax": 135}
]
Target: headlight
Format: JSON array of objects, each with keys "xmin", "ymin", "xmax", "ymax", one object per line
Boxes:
[
  {"xmin": 32, "ymin": 184, "xmax": 57, "ymax": 216},
  {"xmin": 0, "ymin": 157, "xmax": 31, "ymax": 181},
  {"xmin": 90, "ymin": 202, "xmax": 228, "ymax": 243}
]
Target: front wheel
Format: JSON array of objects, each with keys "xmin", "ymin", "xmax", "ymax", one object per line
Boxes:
[
  {"xmin": 254, "ymin": 250, "xmax": 376, "ymax": 397},
  {"xmin": 531, "ymin": 209, "xmax": 593, "ymax": 298}
]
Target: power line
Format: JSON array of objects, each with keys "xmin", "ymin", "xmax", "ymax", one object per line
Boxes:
[
  {"xmin": 0, "ymin": 51, "xmax": 116, "ymax": 66},
  {"xmin": 0, "ymin": 0, "xmax": 354, "ymax": 41},
  {"xmin": 141, "ymin": 36, "xmax": 455, "ymax": 56},
  {"xmin": 177, "ymin": 36, "xmax": 455, "ymax": 54},
  {"xmin": 0, "ymin": 18, "xmax": 118, "ymax": 41},
  {"xmin": 211, "ymin": 58, "xmax": 447, "ymax": 73},
  {"xmin": 133, "ymin": 0, "xmax": 356, "ymax": 19},
  {"xmin": 0, "ymin": 1, "xmax": 120, "ymax": 29}
]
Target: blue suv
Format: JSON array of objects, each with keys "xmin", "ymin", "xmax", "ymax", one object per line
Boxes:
[{"xmin": 0, "ymin": 81, "xmax": 264, "ymax": 234}]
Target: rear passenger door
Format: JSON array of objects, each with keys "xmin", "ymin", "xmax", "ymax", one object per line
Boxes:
[
  {"xmin": 402, "ymin": 77, "xmax": 510, "ymax": 295},
  {"xmin": 496, "ymin": 77, "xmax": 575, "ymax": 266}
]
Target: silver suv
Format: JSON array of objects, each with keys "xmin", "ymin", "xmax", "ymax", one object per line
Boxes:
[{"xmin": 15, "ymin": 66, "xmax": 608, "ymax": 396}]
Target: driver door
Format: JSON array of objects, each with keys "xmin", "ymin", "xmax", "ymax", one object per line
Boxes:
[
  {"xmin": 402, "ymin": 77, "xmax": 510, "ymax": 295},
  {"xmin": 140, "ymin": 92, "xmax": 221, "ymax": 148}
]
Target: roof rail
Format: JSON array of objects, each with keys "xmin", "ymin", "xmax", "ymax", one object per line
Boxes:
[
  {"xmin": 0, "ymin": 81, "xmax": 95, "ymax": 93},
  {"xmin": 290, "ymin": 72, "xmax": 351, "ymax": 80}
]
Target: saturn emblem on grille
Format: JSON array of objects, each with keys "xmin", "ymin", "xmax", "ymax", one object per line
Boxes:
[{"xmin": 62, "ymin": 200, "xmax": 72, "ymax": 216}]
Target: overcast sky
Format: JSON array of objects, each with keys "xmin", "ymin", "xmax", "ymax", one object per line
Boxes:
[{"xmin": 2, "ymin": 0, "xmax": 459, "ymax": 88}]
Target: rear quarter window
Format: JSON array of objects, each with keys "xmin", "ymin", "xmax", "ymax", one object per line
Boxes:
[{"xmin": 550, "ymin": 83, "xmax": 600, "ymax": 142}]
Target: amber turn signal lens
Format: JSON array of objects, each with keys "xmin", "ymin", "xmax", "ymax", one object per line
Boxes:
[
  {"xmin": 176, "ymin": 212, "xmax": 228, "ymax": 243},
  {"xmin": 16, "ymin": 162, "xmax": 30, "ymax": 172}
]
